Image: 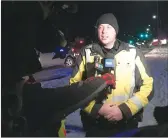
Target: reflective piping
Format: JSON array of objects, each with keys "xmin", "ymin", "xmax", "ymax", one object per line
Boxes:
[
  {"xmin": 130, "ymin": 96, "xmax": 143, "ymax": 110},
  {"xmin": 112, "ymin": 95, "xmax": 129, "ymax": 102},
  {"xmin": 85, "ymin": 48, "xmax": 92, "ymax": 63},
  {"xmin": 129, "ymin": 48, "xmax": 136, "ymax": 98}
]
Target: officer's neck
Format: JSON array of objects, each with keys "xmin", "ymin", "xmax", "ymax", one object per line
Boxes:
[{"xmin": 104, "ymin": 39, "xmax": 116, "ymax": 49}]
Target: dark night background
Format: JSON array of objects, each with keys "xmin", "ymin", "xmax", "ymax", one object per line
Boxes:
[
  {"xmin": 1, "ymin": 1, "xmax": 168, "ymax": 89},
  {"xmin": 65, "ymin": 1, "xmax": 168, "ymax": 39}
]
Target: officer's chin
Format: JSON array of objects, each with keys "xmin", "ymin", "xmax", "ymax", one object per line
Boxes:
[{"xmin": 99, "ymin": 40, "xmax": 109, "ymax": 46}]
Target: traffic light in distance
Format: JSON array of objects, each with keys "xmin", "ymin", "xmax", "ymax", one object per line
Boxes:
[
  {"xmin": 145, "ymin": 34, "xmax": 149, "ymax": 38},
  {"xmin": 140, "ymin": 34, "xmax": 144, "ymax": 38}
]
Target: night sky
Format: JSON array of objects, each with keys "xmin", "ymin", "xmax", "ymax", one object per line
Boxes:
[
  {"xmin": 65, "ymin": 1, "xmax": 168, "ymax": 40},
  {"xmin": 2, "ymin": 1, "xmax": 168, "ymax": 40}
]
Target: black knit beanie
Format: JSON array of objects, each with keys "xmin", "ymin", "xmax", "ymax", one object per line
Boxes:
[{"xmin": 95, "ymin": 13, "xmax": 119, "ymax": 34}]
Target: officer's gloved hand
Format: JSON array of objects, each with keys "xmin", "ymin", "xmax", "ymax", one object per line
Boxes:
[{"xmin": 100, "ymin": 73, "xmax": 116, "ymax": 88}]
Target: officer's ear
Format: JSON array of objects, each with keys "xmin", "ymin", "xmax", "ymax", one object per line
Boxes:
[
  {"xmin": 93, "ymin": 22, "xmax": 99, "ymax": 42},
  {"xmin": 94, "ymin": 19, "xmax": 99, "ymax": 35}
]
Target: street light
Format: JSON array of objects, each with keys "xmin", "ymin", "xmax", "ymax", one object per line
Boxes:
[
  {"xmin": 146, "ymin": 28, "xmax": 150, "ymax": 31},
  {"xmin": 152, "ymin": 15, "xmax": 157, "ymax": 19},
  {"xmin": 148, "ymin": 25, "xmax": 151, "ymax": 27}
]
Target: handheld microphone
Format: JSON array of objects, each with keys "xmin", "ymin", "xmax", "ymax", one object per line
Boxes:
[
  {"xmin": 94, "ymin": 56, "xmax": 100, "ymax": 63},
  {"xmin": 95, "ymin": 62, "xmax": 104, "ymax": 72},
  {"xmin": 94, "ymin": 56, "xmax": 101, "ymax": 76},
  {"xmin": 104, "ymin": 58, "xmax": 115, "ymax": 73}
]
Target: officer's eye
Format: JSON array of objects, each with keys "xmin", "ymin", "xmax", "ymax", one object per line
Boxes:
[{"xmin": 98, "ymin": 26, "xmax": 103, "ymax": 29}]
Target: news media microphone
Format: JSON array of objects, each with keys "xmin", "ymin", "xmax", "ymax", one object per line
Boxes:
[
  {"xmin": 95, "ymin": 62, "xmax": 104, "ymax": 72},
  {"xmin": 94, "ymin": 56, "xmax": 100, "ymax": 63},
  {"xmin": 104, "ymin": 58, "xmax": 115, "ymax": 73},
  {"xmin": 94, "ymin": 56, "xmax": 103, "ymax": 76}
]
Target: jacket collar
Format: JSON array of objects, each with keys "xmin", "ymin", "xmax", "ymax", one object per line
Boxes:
[{"xmin": 91, "ymin": 39, "xmax": 129, "ymax": 57}]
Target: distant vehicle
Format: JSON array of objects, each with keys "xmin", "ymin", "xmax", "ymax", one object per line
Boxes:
[
  {"xmin": 36, "ymin": 46, "xmax": 69, "ymax": 69},
  {"xmin": 64, "ymin": 38, "xmax": 86, "ymax": 67},
  {"xmin": 149, "ymin": 38, "xmax": 167, "ymax": 46},
  {"xmin": 64, "ymin": 47, "xmax": 80, "ymax": 67},
  {"xmin": 150, "ymin": 39, "xmax": 160, "ymax": 46},
  {"xmin": 160, "ymin": 39, "xmax": 167, "ymax": 45}
]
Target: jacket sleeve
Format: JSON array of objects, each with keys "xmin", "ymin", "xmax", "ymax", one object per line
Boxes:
[{"xmin": 119, "ymin": 49, "xmax": 154, "ymax": 119}]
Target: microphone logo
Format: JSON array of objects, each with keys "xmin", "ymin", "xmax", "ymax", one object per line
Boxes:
[{"xmin": 105, "ymin": 59, "xmax": 114, "ymax": 68}]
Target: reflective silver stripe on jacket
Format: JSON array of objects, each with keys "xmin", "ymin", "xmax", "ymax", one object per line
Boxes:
[
  {"xmin": 130, "ymin": 96, "xmax": 143, "ymax": 110},
  {"xmin": 84, "ymin": 44, "xmax": 93, "ymax": 63},
  {"xmin": 85, "ymin": 48, "xmax": 92, "ymax": 63},
  {"xmin": 112, "ymin": 95, "xmax": 129, "ymax": 102},
  {"xmin": 129, "ymin": 48, "xmax": 137, "ymax": 98}
]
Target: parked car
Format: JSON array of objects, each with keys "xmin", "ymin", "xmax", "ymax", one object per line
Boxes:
[
  {"xmin": 149, "ymin": 39, "xmax": 160, "ymax": 46},
  {"xmin": 64, "ymin": 46, "xmax": 81, "ymax": 67},
  {"xmin": 149, "ymin": 38, "xmax": 167, "ymax": 47},
  {"xmin": 36, "ymin": 46, "xmax": 69, "ymax": 69},
  {"xmin": 64, "ymin": 37, "xmax": 87, "ymax": 67}
]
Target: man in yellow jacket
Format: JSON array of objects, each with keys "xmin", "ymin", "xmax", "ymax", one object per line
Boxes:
[{"xmin": 69, "ymin": 13, "xmax": 154, "ymax": 136}]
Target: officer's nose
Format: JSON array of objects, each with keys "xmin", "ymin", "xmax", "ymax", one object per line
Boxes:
[{"xmin": 102, "ymin": 27, "xmax": 107, "ymax": 34}]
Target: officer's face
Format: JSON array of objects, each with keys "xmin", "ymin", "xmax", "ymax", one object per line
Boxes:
[{"xmin": 97, "ymin": 24, "xmax": 116, "ymax": 45}]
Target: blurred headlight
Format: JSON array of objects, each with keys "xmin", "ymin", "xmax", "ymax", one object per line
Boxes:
[
  {"xmin": 60, "ymin": 49, "xmax": 64, "ymax": 52},
  {"xmin": 75, "ymin": 53, "xmax": 79, "ymax": 56}
]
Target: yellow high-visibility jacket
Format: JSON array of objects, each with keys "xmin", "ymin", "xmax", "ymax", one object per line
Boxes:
[
  {"xmin": 58, "ymin": 120, "xmax": 66, "ymax": 137},
  {"xmin": 70, "ymin": 40, "xmax": 154, "ymax": 119}
]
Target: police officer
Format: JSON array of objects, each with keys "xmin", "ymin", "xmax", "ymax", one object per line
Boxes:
[{"xmin": 69, "ymin": 13, "xmax": 154, "ymax": 136}]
